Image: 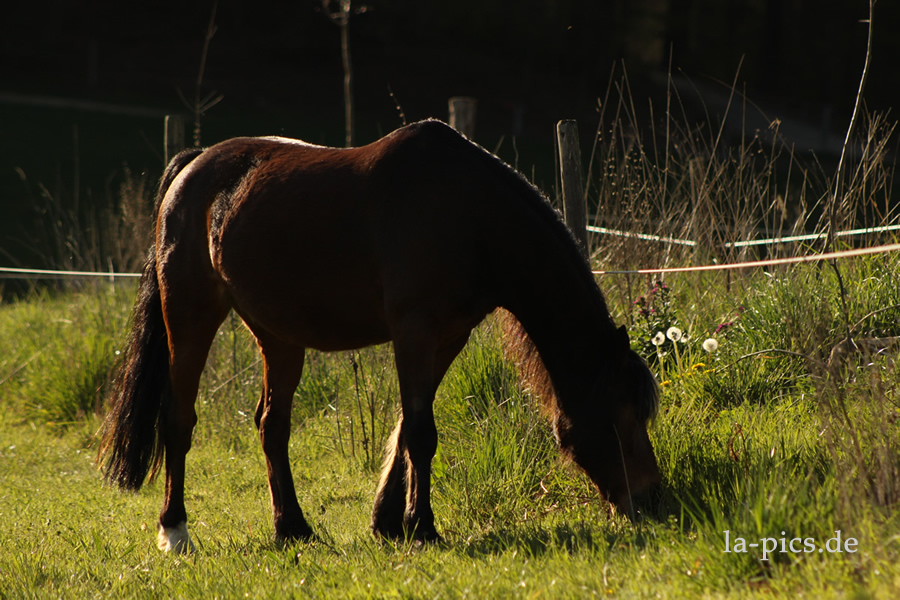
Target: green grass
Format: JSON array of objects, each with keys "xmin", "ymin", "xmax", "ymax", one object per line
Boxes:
[
  {"xmin": 1, "ymin": 416, "xmax": 897, "ymax": 598},
  {"xmin": 0, "ymin": 287, "xmax": 130, "ymax": 426},
  {"xmin": 2, "ymin": 256, "xmax": 900, "ymax": 598}
]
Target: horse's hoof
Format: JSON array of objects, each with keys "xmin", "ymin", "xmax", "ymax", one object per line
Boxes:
[
  {"xmin": 412, "ymin": 528, "xmax": 443, "ymax": 546},
  {"xmin": 372, "ymin": 516, "xmax": 442, "ymax": 546},
  {"xmin": 157, "ymin": 521, "xmax": 196, "ymax": 554},
  {"xmin": 371, "ymin": 518, "xmax": 405, "ymax": 541},
  {"xmin": 275, "ymin": 521, "xmax": 315, "ymax": 543},
  {"xmin": 404, "ymin": 521, "xmax": 443, "ymax": 546}
]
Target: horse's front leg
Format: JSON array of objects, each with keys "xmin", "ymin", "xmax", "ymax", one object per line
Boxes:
[
  {"xmin": 401, "ymin": 399, "xmax": 440, "ymax": 543},
  {"xmin": 372, "ymin": 330, "xmax": 469, "ymax": 542}
]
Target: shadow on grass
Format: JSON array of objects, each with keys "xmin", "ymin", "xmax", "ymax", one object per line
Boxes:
[{"xmin": 457, "ymin": 519, "xmax": 662, "ymax": 559}]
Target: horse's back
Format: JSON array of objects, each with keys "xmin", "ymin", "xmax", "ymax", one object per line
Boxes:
[{"xmin": 157, "ymin": 123, "xmax": 498, "ymax": 351}]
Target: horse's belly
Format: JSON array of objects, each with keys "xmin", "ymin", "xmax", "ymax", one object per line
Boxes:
[
  {"xmin": 257, "ymin": 293, "xmax": 390, "ymax": 351},
  {"xmin": 222, "ymin": 260, "xmax": 390, "ymax": 351}
]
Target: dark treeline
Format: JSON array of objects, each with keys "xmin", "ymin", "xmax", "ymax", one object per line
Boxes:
[
  {"xmin": 1, "ymin": 0, "xmax": 896, "ymax": 276},
  {"xmin": 3, "ymin": 1, "xmax": 894, "ymax": 129}
]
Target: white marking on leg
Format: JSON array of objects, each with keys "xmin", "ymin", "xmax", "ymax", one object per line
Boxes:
[{"xmin": 157, "ymin": 521, "xmax": 196, "ymax": 554}]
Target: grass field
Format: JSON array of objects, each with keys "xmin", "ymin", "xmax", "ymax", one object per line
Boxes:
[{"xmin": 1, "ymin": 249, "xmax": 899, "ymax": 598}]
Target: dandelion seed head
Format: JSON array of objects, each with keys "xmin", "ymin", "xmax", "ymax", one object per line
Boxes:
[
  {"xmin": 651, "ymin": 332, "xmax": 666, "ymax": 346},
  {"xmin": 666, "ymin": 327, "xmax": 683, "ymax": 342},
  {"xmin": 702, "ymin": 338, "xmax": 719, "ymax": 353}
]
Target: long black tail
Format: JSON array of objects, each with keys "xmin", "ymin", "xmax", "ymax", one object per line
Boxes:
[{"xmin": 98, "ymin": 148, "xmax": 203, "ymax": 490}]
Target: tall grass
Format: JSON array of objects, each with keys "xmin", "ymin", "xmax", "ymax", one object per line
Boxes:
[
  {"xmin": 434, "ymin": 320, "xmax": 558, "ymax": 535},
  {"xmin": 584, "ymin": 69, "xmax": 898, "ymax": 282},
  {"xmin": 7, "ymin": 164, "xmax": 154, "ymax": 281},
  {"xmin": 0, "ymin": 286, "xmax": 131, "ymax": 426}
]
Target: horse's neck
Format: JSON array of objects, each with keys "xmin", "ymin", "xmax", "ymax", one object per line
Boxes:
[{"xmin": 499, "ymin": 225, "xmax": 614, "ymax": 402}]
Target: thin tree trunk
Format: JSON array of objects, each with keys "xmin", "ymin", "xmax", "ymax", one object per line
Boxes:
[{"xmin": 340, "ymin": 1, "xmax": 354, "ymax": 147}]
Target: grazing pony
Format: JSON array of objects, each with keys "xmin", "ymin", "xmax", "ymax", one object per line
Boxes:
[{"xmin": 99, "ymin": 119, "xmax": 659, "ymax": 553}]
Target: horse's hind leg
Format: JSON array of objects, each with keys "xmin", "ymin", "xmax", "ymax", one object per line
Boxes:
[
  {"xmin": 157, "ymin": 284, "xmax": 230, "ymax": 553},
  {"xmin": 253, "ymin": 332, "xmax": 313, "ymax": 542}
]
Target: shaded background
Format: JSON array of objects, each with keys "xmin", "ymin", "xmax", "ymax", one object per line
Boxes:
[{"xmin": 1, "ymin": 0, "xmax": 897, "ymax": 270}]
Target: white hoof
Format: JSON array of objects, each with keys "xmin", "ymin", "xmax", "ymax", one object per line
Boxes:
[{"xmin": 157, "ymin": 521, "xmax": 196, "ymax": 554}]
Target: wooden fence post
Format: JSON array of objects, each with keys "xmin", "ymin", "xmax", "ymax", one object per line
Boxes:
[
  {"xmin": 164, "ymin": 115, "xmax": 185, "ymax": 165},
  {"xmin": 448, "ymin": 97, "xmax": 477, "ymax": 139},
  {"xmin": 556, "ymin": 119, "xmax": 588, "ymax": 258}
]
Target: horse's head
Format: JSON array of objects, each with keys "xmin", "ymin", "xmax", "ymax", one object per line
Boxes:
[{"xmin": 553, "ymin": 326, "xmax": 660, "ymax": 517}]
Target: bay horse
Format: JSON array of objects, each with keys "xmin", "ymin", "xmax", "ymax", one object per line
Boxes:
[{"xmin": 99, "ymin": 119, "xmax": 659, "ymax": 553}]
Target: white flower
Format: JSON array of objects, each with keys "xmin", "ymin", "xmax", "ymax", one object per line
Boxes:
[
  {"xmin": 666, "ymin": 327, "xmax": 683, "ymax": 342},
  {"xmin": 651, "ymin": 331, "xmax": 666, "ymax": 346},
  {"xmin": 702, "ymin": 338, "xmax": 719, "ymax": 353},
  {"xmin": 680, "ymin": 332, "xmax": 691, "ymax": 344}
]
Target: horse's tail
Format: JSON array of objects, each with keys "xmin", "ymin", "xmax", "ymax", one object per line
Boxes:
[{"xmin": 98, "ymin": 148, "xmax": 203, "ymax": 490}]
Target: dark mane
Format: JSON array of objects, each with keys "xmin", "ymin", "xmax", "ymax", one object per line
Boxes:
[
  {"xmin": 416, "ymin": 119, "xmax": 609, "ymax": 319},
  {"xmin": 439, "ymin": 123, "xmax": 659, "ymax": 423}
]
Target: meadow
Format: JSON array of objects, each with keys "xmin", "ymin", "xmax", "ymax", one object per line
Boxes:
[
  {"xmin": 2, "ymin": 73, "xmax": 899, "ymax": 597},
  {"xmin": 1, "ymin": 241, "xmax": 899, "ymax": 598}
]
